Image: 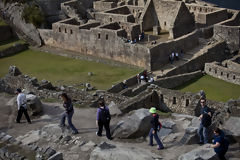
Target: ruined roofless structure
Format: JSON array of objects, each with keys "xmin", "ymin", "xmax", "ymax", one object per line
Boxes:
[{"xmin": 39, "ymin": 0, "xmax": 240, "ymax": 73}]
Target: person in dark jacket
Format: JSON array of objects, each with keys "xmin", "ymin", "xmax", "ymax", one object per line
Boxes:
[
  {"xmin": 149, "ymin": 107, "xmax": 164, "ymax": 150},
  {"xmin": 211, "ymin": 128, "xmax": 228, "ymax": 160},
  {"xmin": 60, "ymin": 93, "xmax": 78, "ymax": 134},
  {"xmin": 96, "ymin": 99, "xmax": 112, "ymax": 140},
  {"xmin": 198, "ymin": 98, "xmax": 212, "ymax": 144}
]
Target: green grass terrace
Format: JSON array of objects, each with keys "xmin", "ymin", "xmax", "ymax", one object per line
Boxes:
[
  {"xmin": 175, "ymin": 75, "xmax": 240, "ymax": 102},
  {"xmin": 0, "ymin": 49, "xmax": 142, "ymax": 90}
]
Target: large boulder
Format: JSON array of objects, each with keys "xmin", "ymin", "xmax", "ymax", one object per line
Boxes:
[
  {"xmin": 222, "ymin": 116, "xmax": 240, "ymax": 143},
  {"xmin": 178, "ymin": 144, "xmax": 217, "ymax": 160},
  {"xmin": 90, "ymin": 142, "xmax": 162, "ymax": 160},
  {"xmin": 180, "ymin": 117, "xmax": 200, "ymax": 144},
  {"xmin": 112, "ymin": 109, "xmax": 151, "ymax": 139},
  {"xmin": 26, "ymin": 94, "xmax": 43, "ymax": 115}
]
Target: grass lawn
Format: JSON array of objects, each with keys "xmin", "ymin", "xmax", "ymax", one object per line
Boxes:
[
  {"xmin": 0, "ymin": 39, "xmax": 25, "ymax": 51},
  {"xmin": 0, "ymin": 49, "xmax": 142, "ymax": 90},
  {"xmin": 175, "ymin": 75, "xmax": 240, "ymax": 102}
]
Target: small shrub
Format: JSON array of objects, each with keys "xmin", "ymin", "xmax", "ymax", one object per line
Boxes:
[{"xmin": 22, "ymin": 5, "xmax": 45, "ymax": 27}]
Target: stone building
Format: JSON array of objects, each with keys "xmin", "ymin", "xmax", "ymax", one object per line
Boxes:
[
  {"xmin": 205, "ymin": 55, "xmax": 240, "ymax": 85},
  {"xmin": 37, "ymin": 0, "xmax": 240, "ymax": 74},
  {"xmin": 140, "ymin": 0, "xmax": 195, "ymax": 39}
]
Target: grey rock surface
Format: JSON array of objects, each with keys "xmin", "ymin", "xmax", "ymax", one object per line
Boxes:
[
  {"xmin": 90, "ymin": 142, "xmax": 162, "ymax": 160},
  {"xmin": 112, "ymin": 109, "xmax": 152, "ymax": 139},
  {"xmin": 223, "ymin": 116, "xmax": 240, "ymax": 142},
  {"xmin": 178, "ymin": 144, "xmax": 216, "ymax": 160}
]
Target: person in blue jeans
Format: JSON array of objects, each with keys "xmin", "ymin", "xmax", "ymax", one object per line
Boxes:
[
  {"xmin": 60, "ymin": 93, "xmax": 78, "ymax": 134},
  {"xmin": 211, "ymin": 128, "xmax": 228, "ymax": 160},
  {"xmin": 149, "ymin": 107, "xmax": 164, "ymax": 150},
  {"xmin": 198, "ymin": 98, "xmax": 212, "ymax": 144}
]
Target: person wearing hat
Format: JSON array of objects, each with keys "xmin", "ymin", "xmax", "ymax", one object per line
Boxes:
[
  {"xmin": 149, "ymin": 107, "xmax": 164, "ymax": 150},
  {"xmin": 16, "ymin": 88, "xmax": 31, "ymax": 124}
]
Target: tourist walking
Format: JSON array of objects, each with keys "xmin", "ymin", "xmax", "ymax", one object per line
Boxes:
[
  {"xmin": 198, "ymin": 98, "xmax": 212, "ymax": 144},
  {"xmin": 96, "ymin": 99, "xmax": 112, "ymax": 140},
  {"xmin": 16, "ymin": 88, "xmax": 31, "ymax": 124},
  {"xmin": 60, "ymin": 93, "xmax": 78, "ymax": 134},
  {"xmin": 211, "ymin": 128, "xmax": 229, "ymax": 160},
  {"xmin": 175, "ymin": 52, "xmax": 179, "ymax": 60},
  {"xmin": 148, "ymin": 107, "xmax": 164, "ymax": 150}
]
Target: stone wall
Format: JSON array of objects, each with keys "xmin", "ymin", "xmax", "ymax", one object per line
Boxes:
[
  {"xmin": 0, "ymin": 44, "xmax": 28, "ymax": 58},
  {"xmin": 163, "ymin": 41, "xmax": 227, "ymax": 77},
  {"xmin": 205, "ymin": 62, "xmax": 240, "ymax": 85},
  {"xmin": 39, "ymin": 21, "xmax": 151, "ymax": 69},
  {"xmin": 0, "ymin": 25, "xmax": 13, "ymax": 42},
  {"xmin": 149, "ymin": 30, "xmax": 199, "ymax": 71},
  {"xmin": 154, "ymin": 70, "xmax": 203, "ymax": 89},
  {"xmin": 94, "ymin": 11, "xmax": 135, "ymax": 24},
  {"xmin": 186, "ymin": 4, "xmax": 228, "ymax": 26},
  {"xmin": 93, "ymin": 1, "xmax": 117, "ymax": 12}
]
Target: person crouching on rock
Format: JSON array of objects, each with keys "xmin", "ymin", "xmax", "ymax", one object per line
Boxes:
[
  {"xmin": 16, "ymin": 88, "xmax": 31, "ymax": 124},
  {"xmin": 96, "ymin": 99, "xmax": 112, "ymax": 140},
  {"xmin": 149, "ymin": 107, "xmax": 164, "ymax": 150},
  {"xmin": 60, "ymin": 93, "xmax": 78, "ymax": 134}
]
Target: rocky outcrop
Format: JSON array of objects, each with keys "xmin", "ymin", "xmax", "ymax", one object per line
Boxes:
[
  {"xmin": 178, "ymin": 144, "xmax": 216, "ymax": 160},
  {"xmin": 222, "ymin": 116, "xmax": 240, "ymax": 143},
  {"xmin": 90, "ymin": 142, "xmax": 162, "ymax": 160},
  {"xmin": 0, "ymin": 1, "xmax": 42, "ymax": 46},
  {"xmin": 112, "ymin": 109, "xmax": 152, "ymax": 139}
]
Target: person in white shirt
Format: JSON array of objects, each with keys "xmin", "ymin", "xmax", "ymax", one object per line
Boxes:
[{"xmin": 16, "ymin": 88, "xmax": 31, "ymax": 124}]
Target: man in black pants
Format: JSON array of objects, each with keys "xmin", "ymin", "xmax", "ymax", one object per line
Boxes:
[
  {"xmin": 96, "ymin": 99, "xmax": 112, "ymax": 140},
  {"xmin": 16, "ymin": 88, "xmax": 31, "ymax": 124}
]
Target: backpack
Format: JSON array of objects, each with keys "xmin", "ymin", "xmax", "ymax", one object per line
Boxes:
[
  {"xmin": 202, "ymin": 113, "xmax": 212, "ymax": 127},
  {"xmin": 100, "ymin": 107, "xmax": 111, "ymax": 123}
]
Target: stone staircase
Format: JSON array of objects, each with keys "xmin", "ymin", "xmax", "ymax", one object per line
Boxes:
[{"xmin": 152, "ymin": 38, "xmax": 209, "ymax": 78}]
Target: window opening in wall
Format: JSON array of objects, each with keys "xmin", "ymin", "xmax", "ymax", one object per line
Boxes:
[
  {"xmin": 186, "ymin": 99, "xmax": 189, "ymax": 107},
  {"xmin": 70, "ymin": 29, "xmax": 73, "ymax": 34},
  {"xmin": 173, "ymin": 97, "xmax": 176, "ymax": 104},
  {"xmin": 227, "ymin": 73, "xmax": 229, "ymax": 78},
  {"xmin": 160, "ymin": 94, "xmax": 164, "ymax": 102},
  {"xmin": 215, "ymin": 70, "xmax": 217, "ymax": 74},
  {"xmin": 59, "ymin": 28, "xmax": 61, "ymax": 32},
  {"xmin": 65, "ymin": 28, "xmax": 67, "ymax": 33},
  {"xmin": 225, "ymin": 63, "xmax": 228, "ymax": 68},
  {"xmin": 209, "ymin": 68, "xmax": 211, "ymax": 72},
  {"xmin": 164, "ymin": 21, "xmax": 166, "ymax": 26},
  {"xmin": 221, "ymin": 72, "xmax": 223, "ymax": 76},
  {"xmin": 110, "ymin": 18, "xmax": 112, "ymax": 22},
  {"xmin": 233, "ymin": 75, "xmax": 236, "ymax": 80},
  {"xmin": 98, "ymin": 33, "xmax": 100, "ymax": 39},
  {"xmin": 106, "ymin": 34, "xmax": 108, "ymax": 40}
]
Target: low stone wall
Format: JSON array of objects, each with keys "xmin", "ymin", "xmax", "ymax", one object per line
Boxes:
[
  {"xmin": 163, "ymin": 41, "xmax": 227, "ymax": 77},
  {"xmin": 0, "ymin": 25, "xmax": 13, "ymax": 42},
  {"xmin": 154, "ymin": 70, "xmax": 203, "ymax": 89},
  {"xmin": 120, "ymin": 70, "xmax": 203, "ymax": 97},
  {"xmin": 107, "ymin": 71, "xmax": 144, "ymax": 93},
  {"xmin": 205, "ymin": 62, "xmax": 240, "ymax": 85},
  {"xmin": 149, "ymin": 30, "xmax": 199, "ymax": 71},
  {"xmin": 0, "ymin": 44, "xmax": 28, "ymax": 58}
]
